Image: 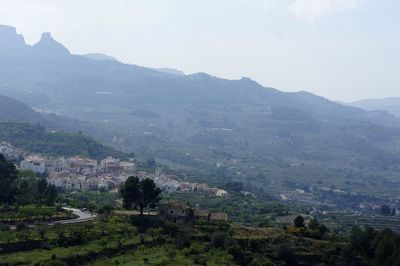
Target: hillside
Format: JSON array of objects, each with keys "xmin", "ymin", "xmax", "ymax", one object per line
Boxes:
[
  {"xmin": 0, "ymin": 94, "xmax": 46, "ymax": 124},
  {"xmin": 0, "ymin": 209, "xmax": 398, "ymax": 266},
  {"xmin": 0, "ymin": 122, "xmax": 126, "ymax": 160},
  {"xmin": 82, "ymin": 53, "xmax": 118, "ymax": 62},
  {"xmin": 2, "ymin": 25, "xmax": 400, "ymax": 200},
  {"xmin": 351, "ymin": 97, "xmax": 400, "ymax": 118},
  {"xmin": 0, "ymin": 91, "xmax": 126, "ymax": 160}
]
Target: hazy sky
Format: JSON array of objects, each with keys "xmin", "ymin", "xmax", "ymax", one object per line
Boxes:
[{"xmin": 0, "ymin": 0, "xmax": 399, "ymax": 102}]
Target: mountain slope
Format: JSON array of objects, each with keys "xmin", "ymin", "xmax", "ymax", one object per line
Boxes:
[
  {"xmin": 0, "ymin": 92, "xmax": 127, "ymax": 159},
  {"xmin": 1, "ymin": 25, "xmax": 400, "ymax": 198},
  {"xmin": 351, "ymin": 97, "xmax": 400, "ymax": 118},
  {"xmin": 0, "ymin": 122, "xmax": 126, "ymax": 160},
  {"xmin": 82, "ymin": 53, "xmax": 118, "ymax": 62},
  {"xmin": 0, "ymin": 94, "xmax": 46, "ymax": 124}
]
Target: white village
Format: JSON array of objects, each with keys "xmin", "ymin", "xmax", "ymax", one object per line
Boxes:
[{"xmin": 1, "ymin": 141, "xmax": 228, "ymax": 198}]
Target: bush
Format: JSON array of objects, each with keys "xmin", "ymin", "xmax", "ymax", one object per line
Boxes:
[
  {"xmin": 0, "ymin": 223, "xmax": 10, "ymax": 231},
  {"xmin": 277, "ymin": 244, "xmax": 297, "ymax": 265},
  {"xmin": 16, "ymin": 221, "xmax": 27, "ymax": 231},
  {"xmin": 211, "ymin": 232, "xmax": 229, "ymax": 249},
  {"xmin": 250, "ymin": 257, "xmax": 274, "ymax": 266},
  {"xmin": 39, "ymin": 259, "xmax": 68, "ymax": 266},
  {"xmin": 163, "ymin": 221, "xmax": 178, "ymax": 236},
  {"xmin": 174, "ymin": 235, "xmax": 191, "ymax": 249},
  {"xmin": 228, "ymin": 244, "xmax": 247, "ymax": 265},
  {"xmin": 293, "ymin": 215, "xmax": 305, "ymax": 228}
]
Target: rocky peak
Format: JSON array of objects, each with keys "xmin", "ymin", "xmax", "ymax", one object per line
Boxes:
[
  {"xmin": 33, "ymin": 32, "xmax": 70, "ymax": 56},
  {"xmin": 0, "ymin": 25, "xmax": 26, "ymax": 48}
]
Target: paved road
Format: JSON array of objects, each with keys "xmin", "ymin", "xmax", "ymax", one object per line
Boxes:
[
  {"xmin": 9, "ymin": 207, "xmax": 96, "ymax": 229},
  {"xmin": 50, "ymin": 207, "xmax": 97, "ymax": 225}
]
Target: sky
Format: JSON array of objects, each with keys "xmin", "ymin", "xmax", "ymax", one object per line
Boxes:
[{"xmin": 0, "ymin": 0, "xmax": 399, "ymax": 102}]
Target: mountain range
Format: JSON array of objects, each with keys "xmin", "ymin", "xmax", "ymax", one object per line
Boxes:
[
  {"xmin": 2, "ymin": 24, "xmax": 400, "ymax": 199},
  {"xmin": 351, "ymin": 98, "xmax": 400, "ymax": 118}
]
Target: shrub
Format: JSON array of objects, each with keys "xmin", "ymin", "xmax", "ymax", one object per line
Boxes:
[
  {"xmin": 16, "ymin": 221, "xmax": 27, "ymax": 231},
  {"xmin": 293, "ymin": 215, "xmax": 305, "ymax": 228},
  {"xmin": 277, "ymin": 244, "xmax": 297, "ymax": 265},
  {"xmin": 228, "ymin": 244, "xmax": 247, "ymax": 265},
  {"xmin": 0, "ymin": 223, "xmax": 10, "ymax": 231},
  {"xmin": 211, "ymin": 231, "xmax": 229, "ymax": 249}
]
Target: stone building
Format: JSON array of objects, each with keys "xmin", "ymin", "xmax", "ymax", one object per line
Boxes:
[{"xmin": 159, "ymin": 201, "xmax": 228, "ymax": 223}]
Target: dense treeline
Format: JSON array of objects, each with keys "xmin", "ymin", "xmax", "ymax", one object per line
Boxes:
[
  {"xmin": 0, "ymin": 154, "xmax": 57, "ymax": 206},
  {"xmin": 345, "ymin": 226, "xmax": 400, "ymax": 265}
]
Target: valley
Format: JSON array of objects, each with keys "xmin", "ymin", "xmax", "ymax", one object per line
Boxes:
[{"xmin": 1, "ymin": 21, "xmax": 400, "ymax": 265}]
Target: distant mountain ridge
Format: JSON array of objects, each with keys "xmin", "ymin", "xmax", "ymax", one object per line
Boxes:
[
  {"xmin": 83, "ymin": 53, "xmax": 118, "ymax": 62},
  {"xmin": 351, "ymin": 97, "xmax": 400, "ymax": 118},
  {"xmin": 154, "ymin": 68, "xmax": 185, "ymax": 76},
  {"xmin": 2, "ymin": 24, "xmax": 400, "ymax": 198},
  {"xmin": 0, "ymin": 25, "xmax": 394, "ymax": 126}
]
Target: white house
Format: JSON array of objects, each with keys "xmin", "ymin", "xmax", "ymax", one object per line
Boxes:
[{"xmin": 20, "ymin": 156, "xmax": 46, "ymax": 174}]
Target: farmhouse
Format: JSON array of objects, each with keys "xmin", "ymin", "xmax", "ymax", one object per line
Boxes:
[
  {"xmin": 159, "ymin": 201, "xmax": 228, "ymax": 223},
  {"xmin": 159, "ymin": 201, "xmax": 192, "ymax": 219}
]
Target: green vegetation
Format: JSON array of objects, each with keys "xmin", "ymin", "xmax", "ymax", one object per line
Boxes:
[
  {"xmin": 0, "ymin": 122, "xmax": 126, "ymax": 160},
  {"xmin": 293, "ymin": 215, "xmax": 305, "ymax": 228},
  {"xmin": 0, "ymin": 154, "xmax": 18, "ymax": 204},
  {"xmin": 346, "ymin": 226, "xmax": 400, "ymax": 265},
  {"xmin": 0, "ymin": 155, "xmax": 57, "ymax": 207},
  {"xmin": 1, "ymin": 155, "xmax": 400, "ymax": 265},
  {"xmin": 120, "ymin": 177, "xmax": 161, "ymax": 215},
  {"xmin": 0, "ymin": 205, "xmax": 74, "ymax": 223},
  {"xmin": 59, "ymin": 191, "xmax": 119, "ymax": 212},
  {"xmin": 0, "ymin": 155, "xmax": 69, "ymax": 223},
  {"xmin": 163, "ymin": 191, "xmax": 294, "ymax": 226},
  {"xmin": 3, "ymin": 211, "xmax": 399, "ymax": 265},
  {"xmin": 0, "ymin": 214, "xmax": 344, "ymax": 265}
]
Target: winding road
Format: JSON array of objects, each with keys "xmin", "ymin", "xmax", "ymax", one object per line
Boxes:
[
  {"xmin": 50, "ymin": 207, "xmax": 97, "ymax": 225},
  {"xmin": 10, "ymin": 207, "xmax": 97, "ymax": 230}
]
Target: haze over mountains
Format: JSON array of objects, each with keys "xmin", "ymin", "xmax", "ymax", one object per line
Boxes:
[
  {"xmin": 0, "ymin": 94, "xmax": 125, "ymax": 160},
  {"xmin": 2, "ymin": 24, "xmax": 400, "ymax": 198},
  {"xmin": 351, "ymin": 98, "xmax": 400, "ymax": 118}
]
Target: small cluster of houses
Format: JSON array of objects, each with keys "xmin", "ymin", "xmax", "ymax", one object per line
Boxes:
[
  {"xmin": 0, "ymin": 141, "xmax": 25, "ymax": 159},
  {"xmin": 138, "ymin": 167, "xmax": 228, "ymax": 198},
  {"xmin": 1, "ymin": 141, "xmax": 229, "ymax": 198},
  {"xmin": 159, "ymin": 201, "xmax": 228, "ymax": 223},
  {"xmin": 19, "ymin": 155, "xmax": 135, "ymax": 191},
  {"xmin": 19, "ymin": 155, "xmax": 229, "ymax": 198}
]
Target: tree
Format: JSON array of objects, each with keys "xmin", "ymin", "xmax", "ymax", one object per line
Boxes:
[
  {"xmin": 211, "ymin": 231, "xmax": 229, "ymax": 249},
  {"xmin": 380, "ymin": 204, "xmax": 392, "ymax": 216},
  {"xmin": 318, "ymin": 224, "xmax": 329, "ymax": 236},
  {"xmin": 225, "ymin": 181, "xmax": 244, "ymax": 193},
  {"xmin": 43, "ymin": 185, "xmax": 58, "ymax": 206},
  {"xmin": 37, "ymin": 177, "xmax": 48, "ymax": 202},
  {"xmin": 141, "ymin": 178, "xmax": 161, "ymax": 210},
  {"xmin": 0, "ymin": 154, "xmax": 18, "ymax": 204},
  {"xmin": 120, "ymin": 176, "xmax": 140, "ymax": 210},
  {"xmin": 308, "ymin": 218, "xmax": 319, "ymax": 230},
  {"xmin": 277, "ymin": 244, "xmax": 297, "ymax": 265},
  {"xmin": 293, "ymin": 215, "xmax": 305, "ymax": 228},
  {"xmin": 15, "ymin": 179, "xmax": 33, "ymax": 206},
  {"xmin": 120, "ymin": 177, "xmax": 161, "ymax": 215}
]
